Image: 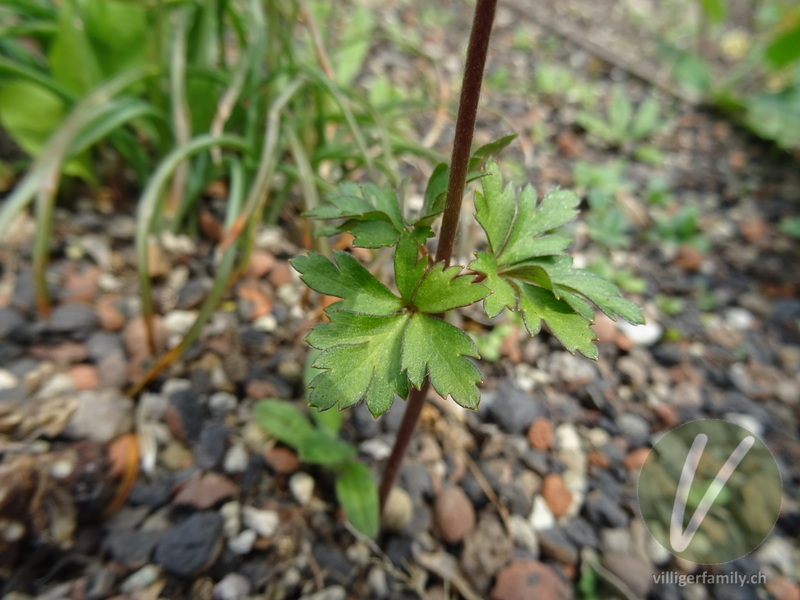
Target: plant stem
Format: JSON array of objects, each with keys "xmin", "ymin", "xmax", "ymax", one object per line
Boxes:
[
  {"xmin": 378, "ymin": 380, "xmax": 430, "ymax": 510},
  {"xmin": 436, "ymin": 0, "xmax": 497, "ymax": 267},
  {"xmin": 378, "ymin": 0, "xmax": 496, "ymax": 513}
]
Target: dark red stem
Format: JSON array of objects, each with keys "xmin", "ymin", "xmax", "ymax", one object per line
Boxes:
[{"xmin": 379, "ymin": 0, "xmax": 497, "ymax": 513}]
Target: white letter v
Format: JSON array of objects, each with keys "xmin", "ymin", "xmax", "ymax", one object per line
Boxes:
[{"xmin": 669, "ymin": 433, "xmax": 754, "ymax": 552}]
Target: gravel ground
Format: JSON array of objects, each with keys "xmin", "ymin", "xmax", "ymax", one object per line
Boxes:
[{"xmin": 0, "ymin": 1, "xmax": 799, "ymax": 599}]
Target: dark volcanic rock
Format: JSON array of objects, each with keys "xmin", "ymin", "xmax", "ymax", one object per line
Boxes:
[{"xmin": 155, "ymin": 512, "xmax": 224, "ymax": 577}]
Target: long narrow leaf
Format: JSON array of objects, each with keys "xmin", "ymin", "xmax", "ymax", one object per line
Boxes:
[{"xmin": 135, "ymin": 134, "xmax": 249, "ymax": 354}]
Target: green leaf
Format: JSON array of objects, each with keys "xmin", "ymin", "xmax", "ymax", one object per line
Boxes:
[
  {"xmin": 292, "ymin": 251, "xmax": 403, "ymax": 316},
  {"xmin": 298, "ymin": 429, "xmax": 356, "ymax": 466},
  {"xmin": 306, "ymin": 311, "xmax": 410, "ymax": 416},
  {"xmin": 699, "ymin": 0, "xmax": 726, "ymax": 22},
  {"xmin": 474, "ymin": 164, "xmax": 516, "ymax": 254},
  {"xmin": 254, "ymin": 399, "xmax": 315, "ymax": 450},
  {"xmin": 516, "ymin": 283, "xmax": 599, "ymax": 359},
  {"xmin": 411, "ymin": 262, "xmax": 489, "ymax": 314},
  {"xmin": 765, "ymin": 24, "xmax": 800, "ymax": 69},
  {"xmin": 306, "ymin": 182, "xmax": 404, "ymax": 242},
  {"xmin": 402, "ymin": 313, "xmax": 482, "ymax": 409},
  {"xmin": 469, "ymin": 253, "xmax": 517, "ymax": 318},
  {"xmin": 421, "ymin": 162, "xmax": 449, "ymax": 220},
  {"xmin": 333, "ymin": 5, "xmax": 374, "ymax": 87},
  {"xmin": 497, "ymin": 185, "xmax": 580, "ymax": 265},
  {"xmin": 631, "ymin": 97, "xmax": 661, "ymax": 140},
  {"xmin": 305, "ymin": 349, "xmax": 346, "ymax": 434},
  {"xmin": 469, "ymin": 133, "xmax": 518, "ymax": 169},
  {"xmin": 49, "ymin": 0, "xmax": 103, "ymax": 95},
  {"xmin": 83, "ymin": 0, "xmax": 148, "ymax": 76},
  {"xmin": 0, "ymin": 80, "xmax": 65, "ymax": 156},
  {"xmin": 471, "ymin": 162, "xmax": 642, "ymax": 359},
  {"xmin": 336, "ymin": 462, "xmax": 379, "ymax": 538},
  {"xmin": 347, "ymin": 220, "xmax": 402, "ymax": 248},
  {"xmin": 394, "ymin": 231, "xmax": 427, "ymax": 302},
  {"xmin": 608, "ymin": 86, "xmax": 633, "ymax": 137}
]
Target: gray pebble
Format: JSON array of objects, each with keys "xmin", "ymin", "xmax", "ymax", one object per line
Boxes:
[
  {"xmin": 49, "ymin": 303, "xmax": 98, "ymax": 337},
  {"xmin": 195, "ymin": 423, "xmax": 229, "ymax": 470},
  {"xmin": 155, "ymin": 512, "xmax": 223, "ymax": 577}
]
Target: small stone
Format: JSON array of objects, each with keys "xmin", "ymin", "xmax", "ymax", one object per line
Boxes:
[
  {"xmin": 155, "ymin": 512, "xmax": 223, "ymax": 577},
  {"xmin": 106, "ymin": 530, "xmax": 162, "ymax": 569},
  {"xmin": 49, "ymin": 303, "xmax": 98, "ymax": 337},
  {"xmin": 242, "ymin": 506, "xmax": 279, "ymax": 537},
  {"xmin": 530, "ymin": 495, "xmax": 556, "ymax": 531},
  {"xmin": 220, "ymin": 501, "xmax": 241, "ymax": 538},
  {"xmin": 209, "ymin": 391, "xmax": 238, "ymax": 416},
  {"xmin": 491, "ymin": 559, "xmax": 572, "ymax": 600},
  {"xmin": 602, "ymin": 553, "xmax": 654, "ymax": 598},
  {"xmin": 224, "ymin": 443, "xmax": 249, "ymax": 474},
  {"xmin": 121, "ymin": 565, "xmax": 162, "ymax": 594},
  {"xmin": 485, "ymin": 381, "xmax": 547, "ymax": 435},
  {"xmin": 264, "ymin": 446, "xmax": 300, "ymax": 474},
  {"xmin": 164, "ymin": 310, "xmax": 199, "ymax": 345},
  {"xmin": 64, "ymin": 389, "xmax": 133, "ymax": 443},
  {"xmin": 462, "ymin": 514, "xmax": 514, "ymax": 591},
  {"xmin": 213, "ymin": 573, "xmax": 252, "ymax": 600},
  {"xmin": 381, "ymin": 487, "xmax": 413, "ymax": 533},
  {"xmin": 508, "ymin": 513, "xmax": 539, "ymax": 554},
  {"xmin": 539, "ymin": 527, "xmax": 579, "ymax": 564},
  {"xmin": 161, "ymin": 440, "xmax": 194, "ymax": 470},
  {"xmin": 584, "ymin": 490, "xmax": 629, "ymax": 527},
  {"xmin": 434, "ymin": 486, "xmax": 475, "ymax": 544},
  {"xmin": 541, "ymin": 474, "xmax": 572, "ymax": 518},
  {"xmin": 674, "ymin": 245, "xmax": 703, "ymax": 272},
  {"xmin": 623, "ymin": 448, "xmax": 650, "ymax": 471},
  {"xmin": 96, "ymin": 295, "xmax": 125, "ymax": 331},
  {"xmin": 173, "ymin": 473, "xmax": 238, "ymax": 509},
  {"xmin": 0, "ymin": 307, "xmax": 27, "ymax": 341},
  {"xmin": 617, "ymin": 412, "xmax": 650, "ymax": 448},
  {"xmin": 299, "ymin": 586, "xmax": 346, "ymax": 600},
  {"xmin": 618, "ymin": 320, "xmax": 663, "ymax": 347},
  {"xmin": 277, "ymin": 465, "xmax": 311, "ymax": 505},
  {"xmin": 97, "ymin": 353, "xmax": 128, "ymax": 388},
  {"xmin": 269, "ymin": 261, "xmax": 294, "ymax": 288},
  {"xmin": 66, "ymin": 364, "xmax": 99, "ymax": 391},
  {"xmin": 527, "ymin": 417, "xmax": 553, "ymax": 450},
  {"xmin": 228, "ymin": 529, "xmax": 257, "ymax": 555},
  {"xmin": 367, "ymin": 566, "xmax": 389, "ymax": 599},
  {"xmin": 60, "ymin": 262, "xmax": 100, "ymax": 303},
  {"xmin": 165, "ymin": 389, "xmax": 204, "ymax": 443},
  {"xmin": 195, "ymin": 423, "xmax": 229, "ymax": 470},
  {"xmin": 147, "ymin": 239, "xmax": 171, "ymax": 278},
  {"xmin": 359, "ymin": 438, "xmax": 392, "ymax": 460},
  {"xmin": 246, "ymin": 250, "xmax": 276, "ymax": 278},
  {"xmin": 122, "ymin": 315, "xmax": 168, "ymax": 358},
  {"xmin": 177, "ymin": 278, "xmax": 212, "ymax": 310}
]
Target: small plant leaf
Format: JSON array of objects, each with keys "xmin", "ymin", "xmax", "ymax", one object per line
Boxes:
[
  {"xmin": 765, "ymin": 24, "xmax": 800, "ymax": 69},
  {"xmin": 402, "ymin": 313, "xmax": 482, "ymax": 409},
  {"xmin": 421, "ymin": 162, "xmax": 450, "ymax": 220},
  {"xmin": 306, "ymin": 182, "xmax": 404, "ymax": 246},
  {"xmin": 394, "ymin": 232, "xmax": 427, "ymax": 302},
  {"xmin": 469, "ymin": 133, "xmax": 518, "ymax": 169},
  {"xmin": 608, "ymin": 86, "xmax": 633, "ymax": 137},
  {"xmin": 298, "ymin": 429, "xmax": 356, "ymax": 465},
  {"xmin": 336, "ymin": 462, "xmax": 379, "ymax": 538},
  {"xmin": 411, "ymin": 263, "xmax": 489, "ymax": 314},
  {"xmin": 254, "ymin": 399, "xmax": 315, "ymax": 449},
  {"xmin": 471, "ymin": 162, "xmax": 642, "ymax": 359},
  {"xmin": 469, "ymin": 253, "xmax": 517, "ymax": 318},
  {"xmin": 292, "ymin": 251, "xmax": 403, "ymax": 316},
  {"xmin": 306, "ymin": 311, "xmax": 410, "ymax": 416},
  {"xmin": 631, "ymin": 97, "xmax": 661, "ymax": 140},
  {"xmin": 497, "ymin": 186, "xmax": 580, "ymax": 265},
  {"xmin": 516, "ymin": 283, "xmax": 599, "ymax": 359}
]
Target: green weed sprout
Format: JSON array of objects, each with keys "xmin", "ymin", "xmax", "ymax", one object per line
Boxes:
[{"xmin": 290, "ymin": 0, "xmax": 644, "ymax": 534}]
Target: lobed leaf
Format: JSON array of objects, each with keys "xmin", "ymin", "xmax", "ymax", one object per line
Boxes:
[
  {"xmin": 402, "ymin": 314, "xmax": 482, "ymax": 409},
  {"xmin": 306, "ymin": 311, "xmax": 410, "ymax": 416},
  {"xmin": 292, "ymin": 251, "xmax": 403, "ymax": 316},
  {"xmin": 394, "ymin": 231, "xmax": 427, "ymax": 302},
  {"xmin": 411, "ymin": 263, "xmax": 489, "ymax": 314}
]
